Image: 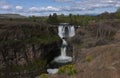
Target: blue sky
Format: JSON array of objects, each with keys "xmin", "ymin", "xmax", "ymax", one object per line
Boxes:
[{"xmin": 0, "ymin": 0, "xmax": 120, "ymax": 16}]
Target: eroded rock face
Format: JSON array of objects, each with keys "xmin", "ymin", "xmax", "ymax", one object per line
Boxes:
[{"xmin": 0, "ymin": 21, "xmax": 61, "ymax": 78}]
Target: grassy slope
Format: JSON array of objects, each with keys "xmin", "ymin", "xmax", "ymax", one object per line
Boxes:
[
  {"xmin": 47, "ymin": 40, "xmax": 120, "ymax": 78},
  {"xmin": 75, "ymin": 42, "xmax": 120, "ymax": 78}
]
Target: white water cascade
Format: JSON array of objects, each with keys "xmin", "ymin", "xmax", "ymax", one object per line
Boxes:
[
  {"xmin": 47, "ymin": 24, "xmax": 75, "ymax": 74},
  {"xmin": 58, "ymin": 25, "xmax": 75, "ymax": 38},
  {"xmin": 53, "ymin": 24, "xmax": 75, "ymax": 63},
  {"xmin": 69, "ymin": 26, "xmax": 75, "ymax": 37}
]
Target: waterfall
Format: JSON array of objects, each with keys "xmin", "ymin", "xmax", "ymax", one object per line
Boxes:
[
  {"xmin": 53, "ymin": 38, "xmax": 72, "ymax": 63},
  {"xmin": 69, "ymin": 26, "xmax": 75, "ymax": 37},
  {"xmin": 58, "ymin": 25, "xmax": 75, "ymax": 38},
  {"xmin": 47, "ymin": 23, "xmax": 75, "ymax": 74},
  {"xmin": 53, "ymin": 24, "xmax": 75, "ymax": 63},
  {"xmin": 58, "ymin": 25, "xmax": 64, "ymax": 38},
  {"xmin": 61, "ymin": 39, "xmax": 67, "ymax": 56}
]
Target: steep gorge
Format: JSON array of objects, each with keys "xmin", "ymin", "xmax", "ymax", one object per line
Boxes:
[{"xmin": 0, "ymin": 20, "xmax": 61, "ymax": 78}]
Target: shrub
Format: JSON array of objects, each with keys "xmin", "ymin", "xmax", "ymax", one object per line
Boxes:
[
  {"xmin": 40, "ymin": 73, "xmax": 48, "ymax": 78},
  {"xmin": 58, "ymin": 64, "xmax": 77, "ymax": 76},
  {"xmin": 86, "ymin": 55, "xmax": 93, "ymax": 62}
]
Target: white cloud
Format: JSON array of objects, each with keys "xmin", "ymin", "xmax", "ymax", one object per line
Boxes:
[
  {"xmin": 15, "ymin": 6, "xmax": 23, "ymax": 10},
  {"xmin": 1, "ymin": 5, "xmax": 11, "ymax": 10},
  {"xmin": 73, "ymin": 0, "xmax": 120, "ymax": 11},
  {"xmin": 45, "ymin": 6, "xmax": 60, "ymax": 11},
  {"xmin": 29, "ymin": 6, "xmax": 61, "ymax": 12},
  {"xmin": 0, "ymin": 0, "xmax": 12, "ymax": 10},
  {"xmin": 0, "ymin": 0, "xmax": 120, "ymax": 16},
  {"xmin": 13, "ymin": 0, "xmax": 120, "ymax": 16},
  {"xmin": 29, "ymin": 7, "xmax": 39, "ymax": 12},
  {"xmin": 116, "ymin": 4, "xmax": 120, "ymax": 7}
]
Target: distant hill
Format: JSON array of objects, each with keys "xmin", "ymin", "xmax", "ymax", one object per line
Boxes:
[{"xmin": 0, "ymin": 14, "xmax": 26, "ymax": 18}]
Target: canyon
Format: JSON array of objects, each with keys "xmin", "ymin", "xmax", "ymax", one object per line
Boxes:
[{"xmin": 0, "ymin": 19, "xmax": 120, "ymax": 78}]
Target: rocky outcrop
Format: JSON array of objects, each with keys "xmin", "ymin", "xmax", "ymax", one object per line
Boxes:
[{"xmin": 0, "ymin": 21, "xmax": 61, "ymax": 78}]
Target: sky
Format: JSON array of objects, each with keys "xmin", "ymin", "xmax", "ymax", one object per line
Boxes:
[{"xmin": 0, "ymin": 0, "xmax": 120, "ymax": 16}]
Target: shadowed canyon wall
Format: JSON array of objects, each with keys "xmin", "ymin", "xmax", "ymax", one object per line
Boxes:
[{"xmin": 0, "ymin": 20, "xmax": 61, "ymax": 78}]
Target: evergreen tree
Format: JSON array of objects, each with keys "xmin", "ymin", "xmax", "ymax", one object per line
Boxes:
[
  {"xmin": 69, "ymin": 13, "xmax": 72, "ymax": 18},
  {"xmin": 47, "ymin": 14, "xmax": 52, "ymax": 23},
  {"xmin": 47, "ymin": 13, "xmax": 59, "ymax": 24},
  {"xmin": 53, "ymin": 13, "xmax": 58, "ymax": 24},
  {"xmin": 69, "ymin": 13, "xmax": 73, "ymax": 24}
]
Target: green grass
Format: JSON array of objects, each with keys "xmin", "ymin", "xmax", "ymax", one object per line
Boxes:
[{"xmin": 40, "ymin": 73, "xmax": 48, "ymax": 78}]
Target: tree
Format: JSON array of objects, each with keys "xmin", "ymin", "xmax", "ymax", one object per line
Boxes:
[
  {"xmin": 58, "ymin": 14, "xmax": 65, "ymax": 23},
  {"xmin": 47, "ymin": 14, "xmax": 52, "ymax": 23},
  {"xmin": 69, "ymin": 13, "xmax": 73, "ymax": 24},
  {"xmin": 60, "ymin": 13, "xmax": 64, "ymax": 17},
  {"xmin": 69, "ymin": 13, "xmax": 72, "ymax": 18},
  {"xmin": 47, "ymin": 13, "xmax": 59, "ymax": 24},
  {"xmin": 116, "ymin": 8, "xmax": 120, "ymax": 19},
  {"xmin": 52, "ymin": 13, "xmax": 59, "ymax": 24},
  {"xmin": 53, "ymin": 13, "xmax": 57, "ymax": 18}
]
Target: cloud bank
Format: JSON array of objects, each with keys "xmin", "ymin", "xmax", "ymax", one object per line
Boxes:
[
  {"xmin": 0, "ymin": 0, "xmax": 120, "ymax": 16},
  {"xmin": 0, "ymin": 0, "xmax": 11, "ymax": 10}
]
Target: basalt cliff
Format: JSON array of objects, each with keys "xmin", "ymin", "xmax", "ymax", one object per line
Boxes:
[{"xmin": 0, "ymin": 19, "xmax": 61, "ymax": 78}]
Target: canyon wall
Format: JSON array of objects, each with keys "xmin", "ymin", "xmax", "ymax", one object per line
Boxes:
[{"xmin": 0, "ymin": 21, "xmax": 61, "ymax": 78}]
